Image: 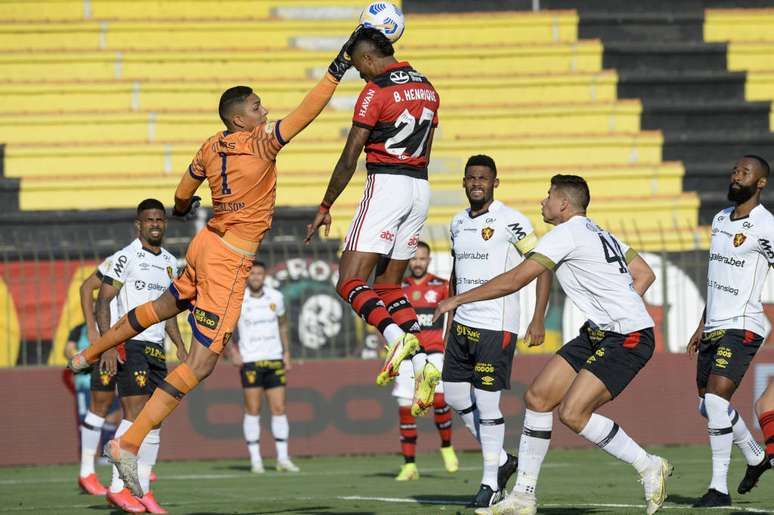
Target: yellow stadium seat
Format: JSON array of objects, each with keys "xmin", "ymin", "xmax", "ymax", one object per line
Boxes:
[
  {"xmin": 0, "ymin": 71, "xmax": 618, "ymax": 114},
  {"xmin": 705, "ymin": 9, "xmax": 774, "ymax": 42},
  {"xmin": 5, "ymin": 131, "xmax": 663, "ymax": 178},
  {"xmin": 0, "ymin": 101, "xmax": 641, "ymax": 144},
  {"xmin": 0, "ymin": 0, "xmax": 395, "ymax": 22},
  {"xmin": 0, "ymin": 41, "xmax": 603, "ymax": 83},
  {"xmin": 0, "ymin": 12, "xmax": 578, "ymax": 51}
]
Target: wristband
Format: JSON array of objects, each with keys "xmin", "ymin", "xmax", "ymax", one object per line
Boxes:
[{"xmin": 319, "ymin": 202, "xmax": 332, "ymax": 213}]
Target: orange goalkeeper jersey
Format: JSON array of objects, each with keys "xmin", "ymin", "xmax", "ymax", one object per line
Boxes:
[{"xmin": 186, "ymin": 122, "xmax": 284, "ymax": 247}]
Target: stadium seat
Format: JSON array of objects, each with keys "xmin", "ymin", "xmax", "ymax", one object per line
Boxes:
[{"xmin": 0, "ymin": 3, "xmax": 704, "ymax": 252}]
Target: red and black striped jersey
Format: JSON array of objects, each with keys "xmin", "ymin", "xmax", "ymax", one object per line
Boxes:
[
  {"xmin": 402, "ymin": 273, "xmax": 449, "ymax": 353},
  {"xmin": 352, "ymin": 61, "xmax": 440, "ymax": 180}
]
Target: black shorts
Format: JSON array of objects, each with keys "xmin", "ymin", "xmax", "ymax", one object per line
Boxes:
[
  {"xmin": 90, "ymin": 365, "xmax": 117, "ymax": 392},
  {"xmin": 240, "ymin": 360, "xmax": 287, "ymax": 389},
  {"xmin": 442, "ymin": 321, "xmax": 516, "ymax": 392},
  {"xmin": 696, "ymin": 329, "xmax": 763, "ymax": 390},
  {"xmin": 557, "ymin": 323, "xmax": 655, "ymax": 398},
  {"xmin": 116, "ymin": 340, "xmax": 167, "ymax": 397}
]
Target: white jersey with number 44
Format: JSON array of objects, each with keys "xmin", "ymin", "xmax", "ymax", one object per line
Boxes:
[
  {"xmin": 450, "ymin": 200, "xmax": 539, "ymax": 334},
  {"xmin": 705, "ymin": 204, "xmax": 774, "ymax": 336},
  {"xmin": 529, "ymin": 215, "xmax": 653, "ymax": 335}
]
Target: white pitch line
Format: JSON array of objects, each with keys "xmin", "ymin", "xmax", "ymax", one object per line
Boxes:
[
  {"xmin": 339, "ymin": 496, "xmax": 774, "ymax": 513},
  {"xmin": 0, "ymin": 463, "xmax": 571, "ymax": 486}
]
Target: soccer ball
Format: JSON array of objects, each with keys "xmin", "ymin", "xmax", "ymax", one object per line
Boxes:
[{"xmin": 359, "ymin": 2, "xmax": 405, "ymax": 43}]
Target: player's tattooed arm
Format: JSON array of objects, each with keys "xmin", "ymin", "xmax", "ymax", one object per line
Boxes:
[
  {"xmin": 79, "ymin": 270, "xmax": 102, "ymax": 344},
  {"xmin": 95, "ymin": 281, "xmax": 123, "ymax": 374},
  {"xmin": 627, "ymin": 255, "xmax": 656, "ymax": 296},
  {"xmin": 165, "ymin": 317, "xmax": 188, "ymax": 362},
  {"xmin": 305, "ymin": 125, "xmax": 370, "ymax": 243},
  {"xmin": 323, "ymin": 125, "xmax": 370, "ymax": 206}
]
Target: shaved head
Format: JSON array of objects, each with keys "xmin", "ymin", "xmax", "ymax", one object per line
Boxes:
[{"xmin": 743, "ymin": 154, "xmax": 770, "ymax": 178}]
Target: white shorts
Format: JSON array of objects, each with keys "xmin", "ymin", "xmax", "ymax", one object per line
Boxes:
[
  {"xmin": 392, "ymin": 353, "xmax": 445, "ymax": 401},
  {"xmin": 344, "ymin": 174, "xmax": 430, "ymax": 260}
]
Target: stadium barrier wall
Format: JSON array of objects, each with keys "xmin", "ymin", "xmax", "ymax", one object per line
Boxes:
[
  {"xmin": 3, "ymin": 351, "xmax": 772, "ymax": 466},
  {"xmin": 2, "ymin": 226, "xmax": 774, "ymax": 367}
]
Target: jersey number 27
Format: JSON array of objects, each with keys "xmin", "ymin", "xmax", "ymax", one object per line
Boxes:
[{"xmin": 385, "ymin": 107, "xmax": 435, "ymax": 159}]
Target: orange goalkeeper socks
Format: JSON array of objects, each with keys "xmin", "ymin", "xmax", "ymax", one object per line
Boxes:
[
  {"xmin": 119, "ymin": 364, "xmax": 199, "ymax": 454},
  {"xmin": 83, "ymin": 303, "xmax": 161, "ymax": 363}
]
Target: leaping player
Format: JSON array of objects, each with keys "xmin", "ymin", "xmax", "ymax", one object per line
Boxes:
[
  {"xmin": 67, "ymin": 29, "xmax": 362, "ymax": 496},
  {"xmin": 305, "ymin": 28, "xmax": 441, "ymax": 406}
]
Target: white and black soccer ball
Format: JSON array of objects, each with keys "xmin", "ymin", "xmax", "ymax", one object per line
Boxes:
[{"xmin": 359, "ymin": 2, "xmax": 405, "ymax": 43}]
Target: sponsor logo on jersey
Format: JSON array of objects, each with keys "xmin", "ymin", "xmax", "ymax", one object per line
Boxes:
[
  {"xmin": 508, "ymin": 222, "xmax": 527, "ymax": 239},
  {"xmin": 759, "ymin": 238, "xmax": 774, "ymax": 260},
  {"xmin": 481, "ymin": 227, "xmax": 495, "ymax": 241},
  {"xmin": 139, "ymin": 262, "xmax": 150, "ymax": 271},
  {"xmin": 113, "ymin": 255, "xmax": 128, "ymax": 276},
  {"xmin": 709, "ymin": 252, "xmax": 746, "ymax": 268},
  {"xmin": 133, "ymin": 370, "xmax": 148, "ymax": 388},
  {"xmin": 457, "ymin": 251, "xmax": 489, "ymax": 261},
  {"xmin": 424, "ymin": 290, "xmax": 439, "ymax": 303},
  {"xmin": 358, "ymin": 88, "xmax": 376, "ymax": 118},
  {"xmin": 733, "ymin": 233, "xmax": 747, "ymax": 247},
  {"xmin": 135, "ymin": 280, "xmax": 146, "ymax": 290},
  {"xmin": 480, "ymin": 375, "xmax": 495, "ymax": 386},
  {"xmin": 380, "ymin": 230, "xmax": 395, "ymax": 242},
  {"xmin": 389, "ymin": 70, "xmax": 410, "ymax": 84},
  {"xmin": 743, "ymin": 221, "xmax": 753, "ymax": 229},
  {"xmin": 709, "ymin": 279, "xmax": 739, "ymax": 296},
  {"xmin": 193, "ymin": 307, "xmax": 220, "ymax": 329},
  {"xmin": 408, "ymin": 234, "xmax": 418, "ymax": 248}
]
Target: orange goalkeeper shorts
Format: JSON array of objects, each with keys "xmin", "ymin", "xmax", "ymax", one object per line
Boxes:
[{"xmin": 170, "ymin": 226, "xmax": 257, "ymax": 354}]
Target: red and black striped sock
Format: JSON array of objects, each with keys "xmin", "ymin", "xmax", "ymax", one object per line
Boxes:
[
  {"xmin": 374, "ymin": 283, "xmax": 420, "ymax": 334},
  {"xmin": 399, "ymin": 406, "xmax": 417, "ymax": 463},
  {"xmin": 433, "ymin": 392, "xmax": 453, "ymax": 447},
  {"xmin": 760, "ymin": 409, "xmax": 774, "ymax": 464},
  {"xmin": 337, "ymin": 278, "xmax": 394, "ymax": 334}
]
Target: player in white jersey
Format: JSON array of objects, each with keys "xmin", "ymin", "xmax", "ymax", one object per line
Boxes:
[
  {"xmin": 436, "ymin": 175, "xmax": 673, "ymax": 515},
  {"xmin": 72, "ymin": 257, "xmax": 120, "ymax": 496},
  {"xmin": 229, "ymin": 260, "xmax": 298, "ymax": 474},
  {"xmin": 442, "ymin": 155, "xmax": 551, "ymax": 508},
  {"xmin": 97, "ymin": 199, "xmax": 187, "ymax": 513},
  {"xmin": 686, "ymin": 155, "xmax": 773, "ymax": 507}
]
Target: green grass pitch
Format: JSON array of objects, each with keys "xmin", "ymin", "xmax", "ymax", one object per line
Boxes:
[{"xmin": 1, "ymin": 445, "xmax": 772, "ymax": 513}]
